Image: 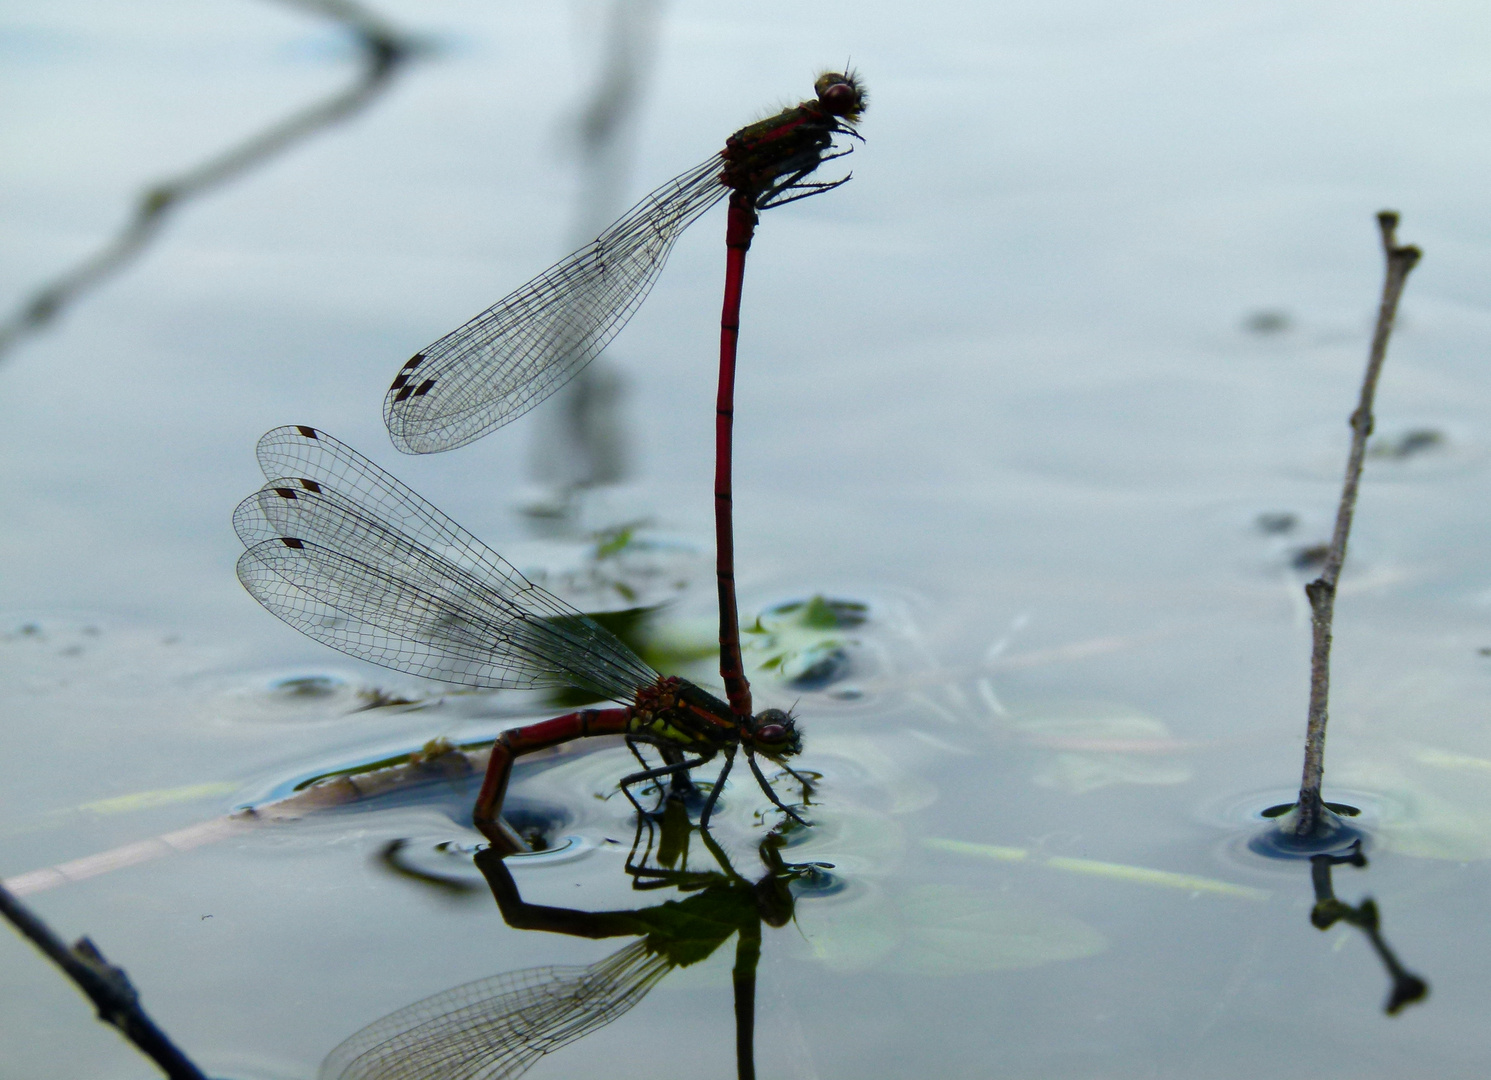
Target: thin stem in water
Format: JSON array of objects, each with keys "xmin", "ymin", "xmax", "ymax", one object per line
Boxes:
[{"xmin": 1294, "ymin": 212, "xmax": 1421, "ymax": 837}]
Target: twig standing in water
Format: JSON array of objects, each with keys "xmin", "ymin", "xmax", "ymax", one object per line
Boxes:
[
  {"xmin": 0, "ymin": 881, "xmax": 209, "ymax": 1079},
  {"xmin": 0, "ymin": 0, "xmax": 417, "ymax": 364},
  {"xmin": 1293, "ymin": 212, "xmax": 1421, "ymax": 838}
]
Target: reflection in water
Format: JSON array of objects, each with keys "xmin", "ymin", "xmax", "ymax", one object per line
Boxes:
[
  {"xmin": 1308, "ymin": 841, "xmax": 1428, "ymax": 1016},
  {"xmin": 1252, "ymin": 797, "xmax": 1430, "ymax": 1014},
  {"xmin": 323, "ymin": 806, "xmax": 822, "ymax": 1079},
  {"xmin": 525, "ymin": 0, "xmax": 666, "ymax": 518},
  {"xmin": 0, "ymin": 0, "xmax": 418, "ymax": 364},
  {"xmin": 377, "ymin": 838, "xmax": 484, "ymax": 898}
]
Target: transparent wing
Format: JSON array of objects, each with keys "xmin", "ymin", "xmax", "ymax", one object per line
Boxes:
[
  {"xmin": 385, "ymin": 155, "xmax": 727, "ymax": 455},
  {"xmin": 235, "ymin": 427, "xmax": 657, "ymax": 700},
  {"xmin": 249, "ymin": 426, "xmax": 534, "ymax": 583},
  {"xmin": 320, "ymin": 939, "xmax": 671, "ymax": 1080}
]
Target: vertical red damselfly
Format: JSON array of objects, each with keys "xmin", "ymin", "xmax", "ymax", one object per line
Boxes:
[{"xmin": 383, "ymin": 72, "xmax": 868, "ymax": 723}]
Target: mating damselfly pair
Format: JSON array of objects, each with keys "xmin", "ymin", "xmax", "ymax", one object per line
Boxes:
[{"xmin": 237, "ymin": 73, "xmax": 867, "ymax": 848}]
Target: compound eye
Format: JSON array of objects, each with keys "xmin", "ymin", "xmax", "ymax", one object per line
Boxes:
[
  {"xmin": 756, "ymin": 723, "xmax": 787, "ymax": 742},
  {"xmin": 818, "ymin": 80, "xmax": 859, "ymax": 114}
]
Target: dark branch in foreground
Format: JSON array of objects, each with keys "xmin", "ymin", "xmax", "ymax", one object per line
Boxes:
[
  {"xmin": 0, "ymin": 0, "xmax": 419, "ymax": 364},
  {"xmin": 1292, "ymin": 212, "xmax": 1421, "ymax": 838},
  {"xmin": 0, "ymin": 881, "xmax": 209, "ymax": 1080}
]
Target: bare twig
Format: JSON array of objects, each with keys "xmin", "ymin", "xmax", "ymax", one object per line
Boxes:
[
  {"xmin": 1293, "ymin": 212, "xmax": 1421, "ymax": 837},
  {"xmin": 0, "ymin": 882, "xmax": 209, "ymax": 1079},
  {"xmin": 0, "ymin": 0, "xmax": 418, "ymax": 364}
]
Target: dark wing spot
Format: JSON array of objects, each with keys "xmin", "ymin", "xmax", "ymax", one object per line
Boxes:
[
  {"xmin": 272, "ymin": 488, "xmax": 298, "ymax": 499},
  {"xmin": 413, "ymin": 378, "xmax": 436, "ymax": 397},
  {"xmin": 280, "ymin": 538, "xmax": 305, "ymax": 549},
  {"xmin": 297, "ymin": 479, "xmax": 322, "ymax": 493},
  {"xmin": 391, "ymin": 355, "xmax": 424, "ymax": 389},
  {"xmin": 393, "ymin": 386, "xmax": 413, "ymax": 403},
  {"xmin": 295, "ymin": 425, "xmax": 318, "ymax": 439}
]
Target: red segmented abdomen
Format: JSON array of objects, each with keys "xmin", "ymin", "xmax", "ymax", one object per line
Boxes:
[{"xmin": 496, "ymin": 707, "xmax": 633, "ymax": 756}]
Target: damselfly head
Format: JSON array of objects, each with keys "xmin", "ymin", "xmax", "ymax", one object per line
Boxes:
[
  {"xmin": 750, "ymin": 708, "xmax": 802, "ymax": 758},
  {"xmin": 814, "ymin": 70, "xmax": 867, "ymax": 122}
]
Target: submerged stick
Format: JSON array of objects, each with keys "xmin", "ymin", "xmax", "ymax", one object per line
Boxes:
[
  {"xmin": 1293, "ymin": 213, "xmax": 1421, "ymax": 837},
  {"xmin": 0, "ymin": 0, "xmax": 416, "ymax": 364},
  {"xmin": 0, "ymin": 882, "xmax": 209, "ymax": 1079}
]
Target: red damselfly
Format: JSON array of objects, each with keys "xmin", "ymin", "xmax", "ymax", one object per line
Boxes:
[
  {"xmin": 234, "ymin": 426, "xmax": 813, "ymax": 852},
  {"xmin": 320, "ymin": 811, "xmax": 819, "ymax": 1080},
  {"xmin": 384, "ymin": 71, "xmax": 868, "ymax": 726}
]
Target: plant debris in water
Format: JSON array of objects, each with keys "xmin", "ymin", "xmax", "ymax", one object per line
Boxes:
[{"xmin": 745, "ymin": 595, "xmax": 868, "ymax": 689}]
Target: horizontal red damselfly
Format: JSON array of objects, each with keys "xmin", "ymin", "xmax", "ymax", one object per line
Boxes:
[{"xmin": 234, "ymin": 425, "xmax": 813, "ymax": 852}]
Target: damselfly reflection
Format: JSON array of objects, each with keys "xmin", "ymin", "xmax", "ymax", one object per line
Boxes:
[
  {"xmin": 321, "ymin": 809, "xmax": 831, "ymax": 1080},
  {"xmin": 233, "ymin": 426, "xmax": 812, "ymax": 852}
]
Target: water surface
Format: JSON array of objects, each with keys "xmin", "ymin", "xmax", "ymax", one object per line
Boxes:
[{"xmin": 4, "ymin": 2, "xmax": 1491, "ymax": 1077}]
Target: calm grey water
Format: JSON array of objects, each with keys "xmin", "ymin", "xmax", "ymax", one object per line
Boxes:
[{"xmin": 4, "ymin": 2, "xmax": 1491, "ymax": 1077}]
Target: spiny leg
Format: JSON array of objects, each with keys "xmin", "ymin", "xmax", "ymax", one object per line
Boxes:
[
  {"xmin": 658, "ymin": 744, "xmax": 701, "ymax": 801},
  {"xmin": 755, "ymin": 141, "xmax": 860, "ymax": 208},
  {"xmin": 759, "ymin": 173, "xmax": 852, "ymax": 209},
  {"xmin": 618, "ymin": 755, "xmax": 713, "ymax": 818},
  {"xmin": 625, "ymin": 736, "xmax": 654, "ymax": 773},
  {"xmin": 745, "ymin": 750, "xmax": 809, "ymax": 827},
  {"xmin": 625, "ymin": 739, "xmax": 701, "ymax": 806},
  {"xmin": 625, "ymin": 813, "xmax": 659, "ymax": 876},
  {"xmin": 699, "ymin": 744, "xmax": 737, "ymax": 829},
  {"xmin": 776, "ymin": 760, "xmax": 816, "ymax": 798},
  {"xmin": 624, "ymin": 736, "xmax": 666, "ymax": 807}
]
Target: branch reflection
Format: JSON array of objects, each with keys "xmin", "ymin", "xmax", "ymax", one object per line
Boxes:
[
  {"xmin": 1307, "ymin": 840, "xmax": 1428, "ymax": 1015},
  {"xmin": 0, "ymin": 0, "xmax": 419, "ymax": 364}
]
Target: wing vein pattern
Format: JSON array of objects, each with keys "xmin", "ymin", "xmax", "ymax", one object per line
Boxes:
[
  {"xmin": 320, "ymin": 939, "xmax": 672, "ymax": 1080},
  {"xmin": 234, "ymin": 426, "xmax": 657, "ymax": 701},
  {"xmin": 385, "ymin": 155, "xmax": 726, "ymax": 454}
]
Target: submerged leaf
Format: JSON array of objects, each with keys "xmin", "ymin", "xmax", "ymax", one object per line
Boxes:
[
  {"xmin": 887, "ymin": 884, "xmax": 1107, "ymax": 975},
  {"xmin": 1031, "ymin": 751, "xmax": 1192, "ymax": 794},
  {"xmin": 923, "ymin": 837, "xmax": 1269, "ymax": 901},
  {"xmin": 803, "ymin": 882, "xmax": 1105, "ymax": 975},
  {"xmin": 1015, "ymin": 706, "xmax": 1193, "ymax": 793},
  {"xmin": 1337, "ymin": 750, "xmax": 1491, "ymax": 860},
  {"xmin": 743, "ymin": 595, "xmax": 868, "ymax": 689}
]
